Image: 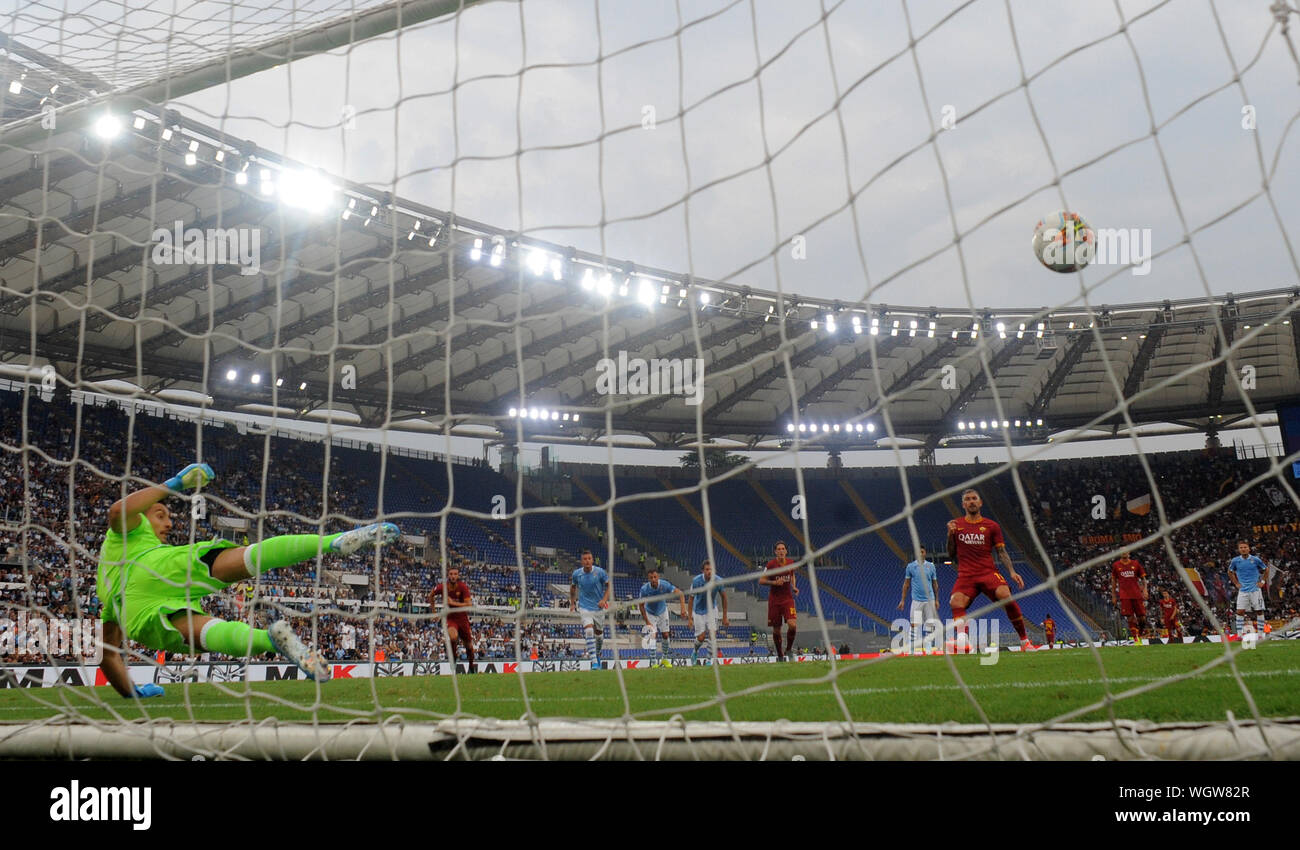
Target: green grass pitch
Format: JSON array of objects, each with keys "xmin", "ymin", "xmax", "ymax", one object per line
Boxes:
[{"xmin": 1, "ymin": 642, "xmax": 1297, "ymax": 726}]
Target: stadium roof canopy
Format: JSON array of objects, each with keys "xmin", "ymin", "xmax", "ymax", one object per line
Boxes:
[{"xmin": 2, "ymin": 39, "xmax": 1299, "ymax": 453}]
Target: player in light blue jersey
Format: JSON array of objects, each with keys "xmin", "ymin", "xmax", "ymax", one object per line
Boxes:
[
  {"xmin": 1228, "ymin": 540, "xmax": 1269, "ymax": 638},
  {"xmin": 638, "ymin": 569, "xmax": 689, "ymax": 666},
  {"xmin": 897, "ymin": 545, "xmax": 940, "ymax": 654},
  {"xmin": 569, "ymin": 549, "xmax": 611, "ymax": 668},
  {"xmin": 689, "ymin": 560, "xmax": 729, "ymax": 663}
]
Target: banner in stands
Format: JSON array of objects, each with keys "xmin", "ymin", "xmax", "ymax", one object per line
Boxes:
[
  {"xmin": 3, "ymin": 637, "xmax": 1260, "ymax": 689},
  {"xmin": 1252, "ymin": 521, "xmax": 1300, "ymax": 534},
  {"xmin": 0, "ymin": 656, "xmax": 780, "ymax": 688},
  {"xmin": 1077, "ymin": 532, "xmax": 1143, "ymax": 546}
]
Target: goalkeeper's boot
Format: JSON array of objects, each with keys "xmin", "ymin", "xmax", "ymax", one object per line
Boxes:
[
  {"xmin": 268, "ymin": 620, "xmax": 332, "ymax": 682},
  {"xmin": 330, "ymin": 522, "xmax": 401, "ymax": 556}
]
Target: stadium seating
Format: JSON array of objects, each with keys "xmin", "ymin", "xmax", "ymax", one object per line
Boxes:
[{"xmin": 5, "ymin": 388, "xmax": 1297, "ymax": 663}]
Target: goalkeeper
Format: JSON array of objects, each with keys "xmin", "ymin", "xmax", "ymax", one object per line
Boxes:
[{"xmin": 96, "ymin": 462, "xmax": 398, "ymax": 697}]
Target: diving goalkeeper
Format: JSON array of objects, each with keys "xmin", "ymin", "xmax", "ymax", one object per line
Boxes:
[{"xmin": 96, "ymin": 462, "xmax": 398, "ymax": 697}]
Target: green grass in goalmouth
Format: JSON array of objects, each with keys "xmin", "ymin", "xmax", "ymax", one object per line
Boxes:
[{"xmin": 0, "ymin": 642, "xmax": 1297, "ymax": 726}]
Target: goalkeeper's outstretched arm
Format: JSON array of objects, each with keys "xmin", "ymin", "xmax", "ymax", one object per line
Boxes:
[{"xmin": 108, "ymin": 463, "xmax": 214, "ymax": 532}]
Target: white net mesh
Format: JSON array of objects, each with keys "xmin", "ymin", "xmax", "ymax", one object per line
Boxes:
[
  {"xmin": 4, "ymin": 0, "xmax": 422, "ymax": 90},
  {"xmin": 0, "ymin": 0, "xmax": 1299, "ymax": 761}
]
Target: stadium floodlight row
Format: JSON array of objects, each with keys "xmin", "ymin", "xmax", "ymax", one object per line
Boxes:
[{"xmin": 2, "ymin": 94, "xmax": 1297, "ymax": 448}]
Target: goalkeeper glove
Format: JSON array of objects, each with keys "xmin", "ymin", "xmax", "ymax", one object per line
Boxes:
[
  {"xmin": 165, "ymin": 463, "xmax": 215, "ymax": 492},
  {"xmin": 132, "ymin": 683, "xmax": 164, "ymax": 698}
]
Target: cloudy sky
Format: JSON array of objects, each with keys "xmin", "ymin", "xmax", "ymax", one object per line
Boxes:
[
  {"xmin": 160, "ymin": 0, "xmax": 1300, "ymax": 314},
  {"xmin": 10, "ymin": 0, "xmax": 1299, "ymax": 464}
]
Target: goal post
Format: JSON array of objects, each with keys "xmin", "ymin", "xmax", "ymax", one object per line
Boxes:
[{"xmin": 0, "ymin": 0, "xmax": 1298, "ymax": 762}]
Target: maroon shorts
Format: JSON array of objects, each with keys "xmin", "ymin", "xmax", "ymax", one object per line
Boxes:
[
  {"xmin": 1044, "ymin": 630, "xmax": 1056, "ymax": 643},
  {"xmin": 1162, "ymin": 614, "xmax": 1179, "ymax": 630},
  {"xmin": 445, "ymin": 614, "xmax": 471, "ymax": 636},
  {"xmin": 768, "ymin": 600, "xmax": 796, "ymax": 627},
  {"xmin": 951, "ymin": 571, "xmax": 1008, "ymax": 603},
  {"xmin": 1119, "ymin": 598, "xmax": 1146, "ymax": 618}
]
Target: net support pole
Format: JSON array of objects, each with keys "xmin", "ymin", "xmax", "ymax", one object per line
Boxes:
[{"xmin": 0, "ymin": 0, "xmax": 488, "ymax": 150}]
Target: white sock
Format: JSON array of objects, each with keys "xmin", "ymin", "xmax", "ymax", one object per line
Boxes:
[{"xmin": 198, "ymin": 619, "xmax": 219, "ymax": 652}]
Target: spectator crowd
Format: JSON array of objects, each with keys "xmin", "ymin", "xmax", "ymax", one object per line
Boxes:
[{"xmin": 1014, "ymin": 449, "xmax": 1299, "ymax": 637}]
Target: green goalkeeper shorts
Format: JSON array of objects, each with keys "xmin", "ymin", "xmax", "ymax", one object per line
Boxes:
[{"xmin": 120, "ymin": 540, "xmax": 239, "ymax": 653}]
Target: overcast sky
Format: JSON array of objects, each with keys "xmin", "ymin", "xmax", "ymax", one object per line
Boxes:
[
  {"xmin": 16, "ymin": 0, "xmax": 1297, "ymax": 312},
  {"xmin": 157, "ymin": 0, "xmax": 1299, "ymax": 314},
  {"xmin": 12, "ymin": 0, "xmax": 1300, "ymax": 465}
]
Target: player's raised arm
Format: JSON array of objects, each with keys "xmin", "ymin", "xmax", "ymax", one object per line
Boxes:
[{"xmin": 108, "ymin": 462, "xmax": 214, "ymax": 532}]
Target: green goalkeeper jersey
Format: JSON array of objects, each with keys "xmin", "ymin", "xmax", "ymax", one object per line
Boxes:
[
  {"xmin": 96, "ymin": 519, "xmax": 166, "ymax": 626},
  {"xmin": 96, "ymin": 519, "xmax": 235, "ymax": 651}
]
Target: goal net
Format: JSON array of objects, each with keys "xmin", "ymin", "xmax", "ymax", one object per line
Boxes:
[{"xmin": 1, "ymin": 0, "xmax": 1299, "ymax": 761}]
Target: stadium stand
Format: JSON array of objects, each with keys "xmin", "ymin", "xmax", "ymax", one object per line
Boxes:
[
  {"xmin": 4, "ymin": 386, "xmax": 1297, "ymax": 665},
  {"xmin": 997, "ymin": 452, "xmax": 1300, "ymax": 639}
]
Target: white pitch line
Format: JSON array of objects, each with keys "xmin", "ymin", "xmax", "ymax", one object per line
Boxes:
[{"xmin": 0, "ymin": 668, "xmax": 1295, "ymax": 712}]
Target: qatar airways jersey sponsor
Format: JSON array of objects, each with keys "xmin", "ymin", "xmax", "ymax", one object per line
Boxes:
[
  {"xmin": 952, "ymin": 517, "xmax": 1004, "ymax": 575},
  {"xmin": 1112, "ymin": 559, "xmax": 1145, "ymax": 598},
  {"xmin": 764, "ymin": 558, "xmax": 794, "ymax": 604},
  {"xmin": 432, "ymin": 581, "xmax": 472, "ymax": 607}
]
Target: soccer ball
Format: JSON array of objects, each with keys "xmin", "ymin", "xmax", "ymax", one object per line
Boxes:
[{"xmin": 1032, "ymin": 210, "xmax": 1095, "ymax": 272}]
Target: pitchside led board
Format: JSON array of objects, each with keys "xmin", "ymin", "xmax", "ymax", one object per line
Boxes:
[{"xmin": 1279, "ymin": 402, "xmax": 1300, "ymax": 479}]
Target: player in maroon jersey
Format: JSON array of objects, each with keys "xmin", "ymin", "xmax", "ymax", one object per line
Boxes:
[
  {"xmin": 759, "ymin": 540, "xmax": 799, "ymax": 661},
  {"xmin": 1110, "ymin": 550, "xmax": 1148, "ymax": 641},
  {"xmin": 430, "ymin": 565, "xmax": 476, "ymax": 671},
  {"xmin": 1043, "ymin": 615, "xmax": 1056, "ymax": 648},
  {"xmin": 945, "ymin": 489, "xmax": 1031, "ymax": 651},
  {"xmin": 1158, "ymin": 589, "xmax": 1183, "ymax": 642}
]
